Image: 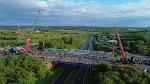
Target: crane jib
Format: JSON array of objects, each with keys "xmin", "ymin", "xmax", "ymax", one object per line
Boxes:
[{"xmin": 23, "ymin": 10, "xmax": 43, "ymax": 53}]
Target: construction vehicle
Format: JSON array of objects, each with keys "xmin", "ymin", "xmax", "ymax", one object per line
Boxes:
[
  {"xmin": 113, "ymin": 26, "xmax": 140, "ymax": 67},
  {"xmin": 1, "ymin": 10, "xmax": 43, "ymax": 55},
  {"xmin": 115, "ymin": 27, "xmax": 126, "ymax": 58},
  {"xmin": 23, "ymin": 10, "xmax": 42, "ymax": 54}
]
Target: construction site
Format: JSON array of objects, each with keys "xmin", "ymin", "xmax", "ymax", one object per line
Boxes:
[{"xmin": 0, "ymin": 9, "xmax": 150, "ymax": 84}]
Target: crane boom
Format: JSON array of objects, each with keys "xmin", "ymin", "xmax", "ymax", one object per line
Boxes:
[
  {"xmin": 115, "ymin": 27, "xmax": 126, "ymax": 58},
  {"xmin": 23, "ymin": 10, "xmax": 43, "ymax": 53}
]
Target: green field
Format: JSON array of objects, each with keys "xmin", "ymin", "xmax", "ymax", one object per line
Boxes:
[{"xmin": 0, "ymin": 28, "xmax": 91, "ymax": 49}]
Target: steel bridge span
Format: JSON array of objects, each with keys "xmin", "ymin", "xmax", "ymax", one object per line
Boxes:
[{"xmin": 33, "ymin": 48, "xmax": 113, "ymax": 65}]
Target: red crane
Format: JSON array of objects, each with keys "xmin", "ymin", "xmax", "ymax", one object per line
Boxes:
[
  {"xmin": 114, "ymin": 27, "xmax": 140, "ymax": 67},
  {"xmin": 23, "ymin": 10, "xmax": 43, "ymax": 53},
  {"xmin": 115, "ymin": 27, "xmax": 126, "ymax": 58}
]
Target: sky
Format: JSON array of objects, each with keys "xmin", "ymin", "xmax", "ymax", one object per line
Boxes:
[{"xmin": 0, "ymin": 0, "xmax": 150, "ymax": 27}]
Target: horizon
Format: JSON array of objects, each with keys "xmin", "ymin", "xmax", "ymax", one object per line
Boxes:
[{"xmin": 0, "ymin": 25, "xmax": 150, "ymax": 28}]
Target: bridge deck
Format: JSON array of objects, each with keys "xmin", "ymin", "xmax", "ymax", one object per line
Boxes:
[{"xmin": 33, "ymin": 48, "xmax": 113, "ymax": 65}]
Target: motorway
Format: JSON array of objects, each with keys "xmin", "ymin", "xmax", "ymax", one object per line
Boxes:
[
  {"xmin": 53, "ymin": 36, "xmax": 94, "ymax": 84},
  {"xmin": 53, "ymin": 64, "xmax": 74, "ymax": 84},
  {"xmin": 80, "ymin": 36, "xmax": 94, "ymax": 51},
  {"xmin": 72, "ymin": 36, "xmax": 93, "ymax": 84},
  {"xmin": 72, "ymin": 64, "xmax": 90, "ymax": 84}
]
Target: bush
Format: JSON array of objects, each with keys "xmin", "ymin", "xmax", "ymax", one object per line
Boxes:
[{"xmin": 95, "ymin": 65, "xmax": 150, "ymax": 84}]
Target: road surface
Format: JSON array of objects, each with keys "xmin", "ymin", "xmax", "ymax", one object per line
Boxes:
[
  {"xmin": 80, "ymin": 36, "xmax": 94, "ymax": 51},
  {"xmin": 53, "ymin": 64, "xmax": 74, "ymax": 84},
  {"xmin": 53, "ymin": 36, "xmax": 94, "ymax": 84},
  {"xmin": 73, "ymin": 36, "xmax": 94, "ymax": 84}
]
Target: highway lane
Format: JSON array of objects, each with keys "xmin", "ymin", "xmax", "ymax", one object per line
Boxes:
[
  {"xmin": 53, "ymin": 64, "xmax": 74, "ymax": 84},
  {"xmin": 80, "ymin": 36, "xmax": 94, "ymax": 51},
  {"xmin": 52, "ymin": 36, "xmax": 94, "ymax": 84},
  {"xmin": 72, "ymin": 36, "xmax": 94, "ymax": 84},
  {"xmin": 72, "ymin": 64, "xmax": 90, "ymax": 84}
]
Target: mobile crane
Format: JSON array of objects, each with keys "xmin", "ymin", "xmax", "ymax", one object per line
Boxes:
[
  {"xmin": 114, "ymin": 27, "xmax": 140, "ymax": 67},
  {"xmin": 115, "ymin": 27, "xmax": 126, "ymax": 58},
  {"xmin": 23, "ymin": 10, "xmax": 42, "ymax": 53}
]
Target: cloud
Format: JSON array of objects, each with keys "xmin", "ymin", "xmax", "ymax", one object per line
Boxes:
[
  {"xmin": 0, "ymin": 0, "xmax": 150, "ymax": 26},
  {"xmin": 46, "ymin": 0, "xmax": 150, "ymax": 18}
]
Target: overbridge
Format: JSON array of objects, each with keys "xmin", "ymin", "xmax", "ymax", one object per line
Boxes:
[
  {"xmin": 33, "ymin": 48, "xmax": 113, "ymax": 65},
  {"xmin": 32, "ymin": 36, "xmax": 113, "ymax": 65}
]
